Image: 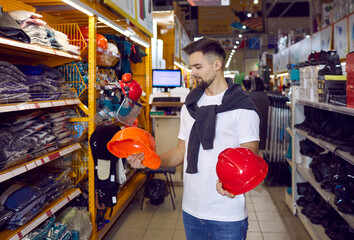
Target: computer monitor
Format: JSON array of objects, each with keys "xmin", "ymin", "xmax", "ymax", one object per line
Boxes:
[{"xmin": 152, "ymin": 69, "xmax": 182, "ymax": 92}]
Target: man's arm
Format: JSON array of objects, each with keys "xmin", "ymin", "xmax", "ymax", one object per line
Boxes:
[
  {"xmin": 160, "ymin": 139, "xmax": 185, "ymax": 167},
  {"xmin": 126, "ymin": 139, "xmax": 185, "ymax": 169},
  {"xmin": 240, "ymin": 141, "xmax": 259, "ymax": 155}
]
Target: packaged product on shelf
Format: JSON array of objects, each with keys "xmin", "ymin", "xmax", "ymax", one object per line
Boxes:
[
  {"xmin": 0, "ymin": 168, "xmax": 72, "ymax": 230},
  {"xmin": 0, "ymin": 9, "xmax": 30, "ymax": 43},
  {"xmin": 0, "ymin": 109, "xmax": 77, "ymax": 170},
  {"xmin": 7, "ymin": 10, "xmax": 80, "ymax": 55},
  {"xmin": 56, "ymin": 207, "xmax": 92, "ymax": 240}
]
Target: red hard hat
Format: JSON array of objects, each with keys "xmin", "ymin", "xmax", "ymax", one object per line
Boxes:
[
  {"xmin": 216, "ymin": 147, "xmax": 268, "ymax": 195},
  {"xmin": 79, "ymin": 25, "xmax": 89, "ymax": 43},
  {"xmin": 107, "ymin": 127, "xmax": 161, "ymax": 169},
  {"xmin": 120, "ymin": 74, "xmax": 142, "ymax": 102}
]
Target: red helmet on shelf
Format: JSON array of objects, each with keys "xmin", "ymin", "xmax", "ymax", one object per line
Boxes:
[
  {"xmin": 120, "ymin": 73, "xmax": 142, "ymax": 102},
  {"xmin": 79, "ymin": 25, "xmax": 89, "ymax": 43},
  {"xmin": 216, "ymin": 147, "xmax": 268, "ymax": 195},
  {"xmin": 107, "ymin": 127, "xmax": 161, "ymax": 169}
]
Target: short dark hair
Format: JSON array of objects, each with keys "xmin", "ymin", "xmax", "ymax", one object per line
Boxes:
[{"xmin": 183, "ymin": 37, "xmax": 226, "ymax": 64}]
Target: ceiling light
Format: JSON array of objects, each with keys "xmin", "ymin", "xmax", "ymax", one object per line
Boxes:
[
  {"xmin": 98, "ymin": 17, "xmax": 130, "ymax": 37},
  {"xmin": 238, "ymin": 34, "xmax": 242, "ymax": 38},
  {"xmin": 234, "ymin": 46, "xmax": 237, "ymax": 49},
  {"xmin": 305, "ymin": 35, "xmax": 310, "ymax": 38},
  {"xmin": 254, "ymin": 0, "xmax": 259, "ymax": 4},
  {"xmin": 130, "ymin": 35, "xmax": 150, "ymax": 48},
  {"xmin": 242, "ymin": 25, "xmax": 246, "ymax": 29},
  {"xmin": 236, "ymin": 41, "xmax": 240, "ymax": 44},
  {"xmin": 247, "ymin": 13, "xmax": 252, "ymax": 18},
  {"xmin": 62, "ymin": 0, "xmax": 94, "ymax": 16}
]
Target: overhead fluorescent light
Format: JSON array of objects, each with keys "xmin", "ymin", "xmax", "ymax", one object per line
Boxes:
[
  {"xmin": 62, "ymin": 0, "xmax": 94, "ymax": 16},
  {"xmin": 97, "ymin": 16, "xmax": 130, "ymax": 37},
  {"xmin": 130, "ymin": 35, "xmax": 150, "ymax": 48},
  {"xmin": 277, "ymin": 73, "xmax": 289, "ymax": 77},
  {"xmin": 174, "ymin": 61, "xmax": 191, "ymax": 72}
]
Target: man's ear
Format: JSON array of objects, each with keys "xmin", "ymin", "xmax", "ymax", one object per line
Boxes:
[{"xmin": 214, "ymin": 59, "xmax": 223, "ymax": 71}]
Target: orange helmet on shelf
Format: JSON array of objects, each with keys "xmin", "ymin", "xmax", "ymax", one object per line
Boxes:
[
  {"xmin": 107, "ymin": 127, "xmax": 161, "ymax": 169},
  {"xmin": 96, "ymin": 33, "xmax": 108, "ymax": 50},
  {"xmin": 216, "ymin": 147, "xmax": 268, "ymax": 195}
]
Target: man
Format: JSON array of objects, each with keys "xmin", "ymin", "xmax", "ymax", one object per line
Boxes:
[{"xmin": 128, "ymin": 37, "xmax": 260, "ymax": 240}]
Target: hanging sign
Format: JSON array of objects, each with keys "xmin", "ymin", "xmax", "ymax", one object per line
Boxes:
[
  {"xmin": 104, "ymin": 0, "xmax": 135, "ymax": 22},
  {"xmin": 136, "ymin": 0, "xmax": 153, "ymax": 37},
  {"xmin": 104, "ymin": 0, "xmax": 153, "ymax": 37},
  {"xmin": 333, "ymin": 17, "xmax": 348, "ymax": 59},
  {"xmin": 311, "ymin": 31, "xmax": 321, "ymax": 52},
  {"xmin": 321, "ymin": 24, "xmax": 332, "ymax": 51}
]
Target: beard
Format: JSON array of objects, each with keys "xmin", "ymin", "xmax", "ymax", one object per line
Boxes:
[{"xmin": 195, "ymin": 73, "xmax": 216, "ymax": 89}]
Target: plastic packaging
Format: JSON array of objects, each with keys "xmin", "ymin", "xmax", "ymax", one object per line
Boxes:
[
  {"xmin": 56, "ymin": 207, "xmax": 92, "ymax": 240},
  {"xmin": 116, "ymin": 97, "xmax": 142, "ymax": 126}
]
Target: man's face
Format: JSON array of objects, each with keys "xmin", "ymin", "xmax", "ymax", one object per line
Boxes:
[{"xmin": 189, "ymin": 51, "xmax": 217, "ymax": 89}]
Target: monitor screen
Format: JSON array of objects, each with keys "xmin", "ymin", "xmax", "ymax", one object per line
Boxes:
[{"xmin": 152, "ymin": 69, "xmax": 182, "ymax": 89}]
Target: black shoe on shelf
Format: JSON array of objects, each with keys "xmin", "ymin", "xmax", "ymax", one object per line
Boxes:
[
  {"xmin": 297, "ymin": 182, "xmax": 310, "ymax": 195},
  {"xmin": 318, "ymin": 51, "xmax": 343, "ymax": 76}
]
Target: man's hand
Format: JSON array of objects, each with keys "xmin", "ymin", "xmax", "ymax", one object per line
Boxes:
[
  {"xmin": 216, "ymin": 179, "xmax": 235, "ymax": 198},
  {"xmin": 126, "ymin": 153, "xmax": 146, "ymax": 169}
]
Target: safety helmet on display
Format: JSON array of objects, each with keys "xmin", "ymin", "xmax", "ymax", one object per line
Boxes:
[
  {"xmin": 107, "ymin": 127, "xmax": 161, "ymax": 169},
  {"xmin": 107, "ymin": 42, "xmax": 119, "ymax": 55},
  {"xmin": 96, "ymin": 33, "xmax": 108, "ymax": 49},
  {"xmin": 79, "ymin": 25, "xmax": 89, "ymax": 43},
  {"xmin": 120, "ymin": 73, "xmax": 142, "ymax": 102},
  {"xmin": 216, "ymin": 147, "xmax": 268, "ymax": 195}
]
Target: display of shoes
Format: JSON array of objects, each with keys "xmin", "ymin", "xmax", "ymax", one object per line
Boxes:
[{"xmin": 318, "ymin": 51, "xmax": 343, "ymax": 77}]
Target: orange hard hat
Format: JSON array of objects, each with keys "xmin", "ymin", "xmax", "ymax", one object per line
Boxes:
[
  {"xmin": 122, "ymin": 73, "xmax": 132, "ymax": 83},
  {"xmin": 216, "ymin": 147, "xmax": 268, "ymax": 195},
  {"xmin": 97, "ymin": 33, "xmax": 108, "ymax": 50},
  {"xmin": 107, "ymin": 127, "xmax": 161, "ymax": 169}
]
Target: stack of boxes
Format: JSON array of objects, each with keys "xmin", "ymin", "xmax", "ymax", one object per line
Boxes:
[
  {"xmin": 346, "ymin": 52, "xmax": 354, "ymax": 108},
  {"xmin": 299, "ymin": 65, "xmax": 320, "ymax": 102},
  {"xmin": 318, "ymin": 75, "xmax": 347, "ymax": 104}
]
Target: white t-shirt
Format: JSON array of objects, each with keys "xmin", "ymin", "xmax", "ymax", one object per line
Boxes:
[{"xmin": 178, "ymin": 90, "xmax": 260, "ymax": 221}]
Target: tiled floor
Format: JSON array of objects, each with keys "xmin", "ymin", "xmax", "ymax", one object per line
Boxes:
[{"xmin": 103, "ymin": 183, "xmax": 312, "ymax": 240}]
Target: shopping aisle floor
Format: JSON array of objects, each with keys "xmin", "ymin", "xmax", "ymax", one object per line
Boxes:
[{"xmin": 103, "ymin": 183, "xmax": 311, "ymax": 240}]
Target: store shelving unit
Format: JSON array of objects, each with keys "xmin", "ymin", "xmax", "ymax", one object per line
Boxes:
[
  {"xmin": 296, "ymin": 205, "xmax": 330, "ymax": 240},
  {"xmin": 0, "ymin": 143, "xmax": 81, "ymax": 183},
  {"xmin": 0, "ymin": 99, "xmax": 81, "ymax": 113},
  {"xmin": 0, "ymin": 188, "xmax": 81, "ymax": 240},
  {"xmin": 290, "ymin": 86, "xmax": 354, "ymax": 239},
  {"xmin": 0, "ymin": 36, "xmax": 81, "ymax": 66},
  {"xmin": 297, "ymin": 165, "xmax": 354, "ymax": 228},
  {"xmin": 296, "ymin": 128, "xmax": 354, "ymax": 165},
  {"xmin": 0, "ymin": 1, "xmax": 84, "ymax": 236}
]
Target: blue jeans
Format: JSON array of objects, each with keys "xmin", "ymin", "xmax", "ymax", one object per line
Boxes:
[{"xmin": 182, "ymin": 211, "xmax": 248, "ymax": 240}]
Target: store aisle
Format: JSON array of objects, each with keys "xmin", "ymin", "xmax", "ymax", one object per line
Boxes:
[{"xmin": 103, "ymin": 183, "xmax": 311, "ymax": 240}]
